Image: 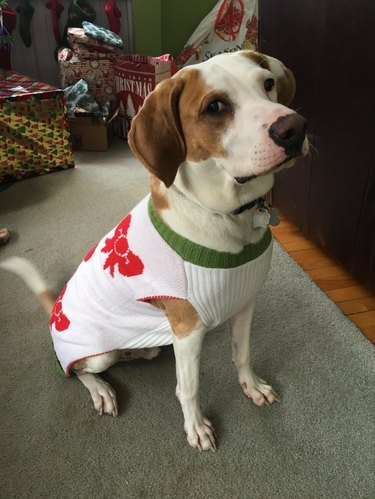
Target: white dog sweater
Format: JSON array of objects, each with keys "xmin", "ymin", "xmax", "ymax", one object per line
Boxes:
[{"xmin": 49, "ymin": 195, "xmax": 273, "ymax": 375}]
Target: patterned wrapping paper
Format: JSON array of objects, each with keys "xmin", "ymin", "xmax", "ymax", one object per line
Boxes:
[
  {"xmin": 0, "ymin": 72, "xmax": 74, "ymax": 184},
  {"xmin": 67, "ymin": 28, "xmax": 123, "ymax": 60},
  {"xmin": 69, "ymin": 41, "xmax": 121, "ymax": 60},
  {"xmin": 67, "ymin": 27, "xmax": 122, "ymax": 54},
  {"xmin": 59, "ymin": 56, "xmax": 117, "ymax": 110}
]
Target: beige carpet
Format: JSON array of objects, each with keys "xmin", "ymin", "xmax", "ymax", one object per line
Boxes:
[{"xmin": 1, "ymin": 140, "xmax": 374, "ymax": 498}]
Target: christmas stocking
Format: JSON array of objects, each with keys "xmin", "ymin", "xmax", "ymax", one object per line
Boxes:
[
  {"xmin": 105, "ymin": 0, "xmax": 121, "ymax": 34},
  {"xmin": 62, "ymin": 0, "xmax": 96, "ymax": 46},
  {"xmin": 46, "ymin": 0, "xmax": 64, "ymax": 46},
  {"xmin": 0, "ymin": 8, "xmax": 16, "ymax": 70},
  {"xmin": 16, "ymin": 0, "xmax": 35, "ymax": 48}
]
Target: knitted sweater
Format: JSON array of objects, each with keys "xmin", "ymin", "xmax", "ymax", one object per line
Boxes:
[{"xmin": 49, "ymin": 195, "xmax": 273, "ymax": 375}]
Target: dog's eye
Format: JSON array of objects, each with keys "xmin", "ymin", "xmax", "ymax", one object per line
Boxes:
[
  {"xmin": 264, "ymin": 78, "xmax": 275, "ymax": 92},
  {"xmin": 205, "ymin": 100, "xmax": 226, "ymax": 114}
]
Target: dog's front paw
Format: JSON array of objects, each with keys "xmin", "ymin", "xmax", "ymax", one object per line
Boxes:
[
  {"xmin": 91, "ymin": 378, "xmax": 118, "ymax": 417},
  {"xmin": 241, "ymin": 375, "xmax": 280, "ymax": 407},
  {"xmin": 185, "ymin": 418, "xmax": 217, "ymax": 452}
]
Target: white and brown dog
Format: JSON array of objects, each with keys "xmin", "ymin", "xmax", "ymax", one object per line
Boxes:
[{"xmin": 2, "ymin": 50, "xmax": 308, "ymax": 452}]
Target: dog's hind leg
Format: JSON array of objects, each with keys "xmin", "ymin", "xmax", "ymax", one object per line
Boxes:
[
  {"xmin": 229, "ymin": 301, "xmax": 280, "ymax": 406},
  {"xmin": 73, "ymin": 348, "xmax": 161, "ymax": 416},
  {"xmin": 75, "ymin": 372, "xmax": 118, "ymax": 417},
  {"xmin": 72, "ymin": 351, "xmax": 121, "ymax": 417}
]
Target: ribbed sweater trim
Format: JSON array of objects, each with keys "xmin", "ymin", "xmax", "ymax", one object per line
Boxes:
[{"xmin": 148, "ymin": 199, "xmax": 272, "ymax": 269}]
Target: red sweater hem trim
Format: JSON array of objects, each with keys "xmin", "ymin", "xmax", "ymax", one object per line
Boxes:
[{"xmin": 137, "ymin": 295, "xmax": 184, "ymax": 303}]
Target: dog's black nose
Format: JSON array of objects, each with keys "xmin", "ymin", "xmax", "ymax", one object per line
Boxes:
[{"xmin": 269, "ymin": 113, "xmax": 307, "ymax": 156}]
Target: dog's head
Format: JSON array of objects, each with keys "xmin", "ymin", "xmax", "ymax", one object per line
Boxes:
[{"xmin": 128, "ymin": 50, "xmax": 308, "ymax": 214}]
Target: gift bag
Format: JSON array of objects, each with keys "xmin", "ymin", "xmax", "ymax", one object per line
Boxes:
[
  {"xmin": 177, "ymin": 0, "xmax": 258, "ymax": 68},
  {"xmin": 114, "ymin": 54, "xmax": 176, "ymax": 139}
]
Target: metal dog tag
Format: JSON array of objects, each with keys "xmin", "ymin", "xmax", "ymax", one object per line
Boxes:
[
  {"xmin": 252, "ymin": 208, "xmax": 270, "ymax": 228},
  {"xmin": 269, "ymin": 207, "xmax": 280, "ymax": 226}
]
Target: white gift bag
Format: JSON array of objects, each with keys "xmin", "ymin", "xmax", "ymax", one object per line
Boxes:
[{"xmin": 177, "ymin": 0, "xmax": 258, "ymax": 68}]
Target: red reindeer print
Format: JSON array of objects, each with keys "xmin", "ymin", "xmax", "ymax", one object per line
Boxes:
[
  {"xmin": 50, "ymin": 285, "xmax": 70, "ymax": 332},
  {"xmin": 101, "ymin": 214, "xmax": 144, "ymax": 278}
]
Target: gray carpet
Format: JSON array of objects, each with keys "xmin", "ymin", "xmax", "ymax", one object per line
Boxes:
[{"xmin": 1, "ymin": 140, "xmax": 374, "ymax": 499}]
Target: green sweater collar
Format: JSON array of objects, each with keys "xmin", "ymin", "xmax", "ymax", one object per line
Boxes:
[{"xmin": 148, "ymin": 199, "xmax": 272, "ymax": 269}]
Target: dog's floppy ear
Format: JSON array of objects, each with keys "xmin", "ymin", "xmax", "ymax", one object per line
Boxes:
[
  {"xmin": 265, "ymin": 55, "xmax": 296, "ymax": 107},
  {"xmin": 128, "ymin": 76, "xmax": 186, "ymax": 188}
]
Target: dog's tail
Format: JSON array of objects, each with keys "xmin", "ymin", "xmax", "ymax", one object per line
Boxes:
[{"xmin": 0, "ymin": 257, "xmax": 55, "ymax": 315}]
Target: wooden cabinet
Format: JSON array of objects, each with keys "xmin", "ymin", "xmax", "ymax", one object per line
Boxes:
[{"xmin": 259, "ymin": 0, "xmax": 375, "ymax": 291}]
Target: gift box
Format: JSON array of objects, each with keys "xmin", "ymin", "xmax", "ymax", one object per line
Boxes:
[
  {"xmin": 114, "ymin": 54, "xmax": 176, "ymax": 139},
  {"xmin": 59, "ymin": 56, "xmax": 117, "ymax": 110},
  {"xmin": 0, "ymin": 71, "xmax": 74, "ymax": 184},
  {"xmin": 67, "ymin": 27, "xmax": 123, "ymax": 59}
]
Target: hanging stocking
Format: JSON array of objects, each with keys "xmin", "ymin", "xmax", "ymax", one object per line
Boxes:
[
  {"xmin": 105, "ymin": 0, "xmax": 121, "ymax": 34},
  {"xmin": 0, "ymin": 8, "xmax": 16, "ymax": 70},
  {"xmin": 46, "ymin": 0, "xmax": 64, "ymax": 46},
  {"xmin": 62, "ymin": 0, "xmax": 96, "ymax": 46},
  {"xmin": 16, "ymin": 0, "xmax": 35, "ymax": 48}
]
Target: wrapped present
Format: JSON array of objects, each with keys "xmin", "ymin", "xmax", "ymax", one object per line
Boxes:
[
  {"xmin": 59, "ymin": 55, "xmax": 117, "ymax": 110},
  {"xmin": 67, "ymin": 27, "xmax": 123, "ymax": 59},
  {"xmin": 0, "ymin": 71, "xmax": 74, "ymax": 184},
  {"xmin": 114, "ymin": 54, "xmax": 175, "ymax": 139},
  {"xmin": 68, "ymin": 40, "xmax": 121, "ymax": 60}
]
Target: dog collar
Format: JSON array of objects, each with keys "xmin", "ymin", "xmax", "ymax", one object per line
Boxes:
[
  {"xmin": 231, "ymin": 197, "xmax": 264, "ymax": 215},
  {"xmin": 148, "ymin": 198, "xmax": 272, "ymax": 269},
  {"xmin": 233, "ymin": 197, "xmax": 280, "ymax": 228}
]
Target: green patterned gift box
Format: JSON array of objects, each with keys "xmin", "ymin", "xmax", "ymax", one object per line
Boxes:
[{"xmin": 0, "ymin": 71, "xmax": 74, "ymax": 184}]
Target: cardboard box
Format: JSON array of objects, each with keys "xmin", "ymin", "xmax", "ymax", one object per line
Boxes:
[
  {"xmin": 68, "ymin": 109, "xmax": 118, "ymax": 151},
  {"xmin": 0, "ymin": 71, "xmax": 74, "ymax": 184},
  {"xmin": 68, "ymin": 115, "xmax": 109, "ymax": 151}
]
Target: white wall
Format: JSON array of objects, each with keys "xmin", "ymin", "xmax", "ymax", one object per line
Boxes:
[{"xmin": 5, "ymin": 0, "xmax": 133, "ymax": 87}]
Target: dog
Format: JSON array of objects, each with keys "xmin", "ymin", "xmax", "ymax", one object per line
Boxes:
[{"xmin": 1, "ymin": 50, "xmax": 308, "ymax": 452}]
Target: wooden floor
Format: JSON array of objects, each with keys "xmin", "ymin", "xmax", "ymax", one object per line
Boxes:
[{"xmin": 271, "ymin": 216, "xmax": 375, "ymax": 344}]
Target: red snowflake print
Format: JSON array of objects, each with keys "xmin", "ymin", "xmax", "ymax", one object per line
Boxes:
[
  {"xmin": 84, "ymin": 243, "xmax": 98, "ymax": 262},
  {"xmin": 50, "ymin": 285, "xmax": 70, "ymax": 332},
  {"xmin": 101, "ymin": 214, "xmax": 144, "ymax": 278}
]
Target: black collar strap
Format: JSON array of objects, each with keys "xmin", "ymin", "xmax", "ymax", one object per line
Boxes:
[
  {"xmin": 171, "ymin": 184, "xmax": 264, "ymax": 217},
  {"xmin": 231, "ymin": 197, "xmax": 264, "ymax": 215}
]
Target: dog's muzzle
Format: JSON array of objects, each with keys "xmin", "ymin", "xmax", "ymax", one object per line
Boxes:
[{"xmin": 269, "ymin": 113, "xmax": 307, "ymax": 157}]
